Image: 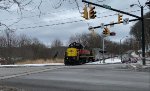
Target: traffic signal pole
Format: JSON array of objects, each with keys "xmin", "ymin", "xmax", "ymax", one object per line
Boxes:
[
  {"xmin": 91, "ymin": 19, "xmax": 139, "ymax": 29},
  {"xmin": 82, "ymin": 0, "xmax": 141, "ymax": 19},
  {"xmin": 141, "ymin": 6, "xmax": 146, "ymax": 65},
  {"xmin": 82, "ymin": 0, "xmax": 146, "ymax": 65}
]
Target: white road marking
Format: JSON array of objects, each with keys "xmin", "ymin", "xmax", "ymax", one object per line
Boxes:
[{"xmin": 0, "ymin": 66, "xmax": 65, "ymax": 80}]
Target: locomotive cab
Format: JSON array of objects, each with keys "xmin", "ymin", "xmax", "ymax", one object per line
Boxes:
[{"xmin": 64, "ymin": 42, "xmax": 95, "ymax": 65}]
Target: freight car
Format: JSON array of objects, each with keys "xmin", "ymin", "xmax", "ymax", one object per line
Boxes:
[{"xmin": 64, "ymin": 42, "xmax": 95, "ymax": 65}]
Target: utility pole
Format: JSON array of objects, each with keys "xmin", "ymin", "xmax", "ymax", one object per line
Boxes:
[
  {"xmin": 82, "ymin": 0, "xmax": 147, "ymax": 65},
  {"xmin": 141, "ymin": 6, "xmax": 146, "ymax": 65},
  {"xmin": 120, "ymin": 36, "xmax": 128, "ymax": 62}
]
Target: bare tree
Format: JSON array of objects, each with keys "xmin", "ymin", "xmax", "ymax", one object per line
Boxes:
[
  {"xmin": 51, "ymin": 39, "xmax": 63, "ymax": 48},
  {"xmin": 18, "ymin": 34, "xmax": 31, "ymax": 47},
  {"xmin": 68, "ymin": 33, "xmax": 102, "ymax": 48},
  {"xmin": 0, "ymin": 36, "xmax": 7, "ymax": 47},
  {"xmin": 130, "ymin": 12, "xmax": 150, "ymax": 50}
]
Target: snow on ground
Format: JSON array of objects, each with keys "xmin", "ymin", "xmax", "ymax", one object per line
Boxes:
[
  {"xmin": 0, "ymin": 63, "xmax": 64, "ymax": 67},
  {"xmin": 131, "ymin": 52, "xmax": 139, "ymax": 57},
  {"xmin": 0, "ymin": 58, "xmax": 122, "ymax": 67},
  {"xmin": 86, "ymin": 57, "xmax": 122, "ymax": 64}
]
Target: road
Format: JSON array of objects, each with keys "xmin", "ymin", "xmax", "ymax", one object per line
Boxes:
[{"xmin": 0, "ymin": 64, "xmax": 150, "ymax": 91}]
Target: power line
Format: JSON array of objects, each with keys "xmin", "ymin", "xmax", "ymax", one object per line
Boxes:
[
  {"xmin": 18, "ymin": 19, "xmax": 84, "ymax": 30},
  {"xmin": 16, "ymin": 8, "xmax": 143, "ymax": 30},
  {"xmin": 13, "ymin": 16, "xmax": 81, "ymax": 27},
  {"xmin": 0, "ymin": 4, "xmax": 142, "ymax": 22},
  {"xmin": 0, "ymin": 7, "xmax": 80, "ymax": 22},
  {"xmin": 13, "ymin": 8, "xmax": 145, "ymax": 27}
]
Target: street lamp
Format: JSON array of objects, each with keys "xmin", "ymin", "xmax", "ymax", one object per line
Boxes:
[
  {"xmin": 130, "ymin": 1, "xmax": 150, "ymax": 65},
  {"xmin": 120, "ymin": 36, "xmax": 128, "ymax": 62}
]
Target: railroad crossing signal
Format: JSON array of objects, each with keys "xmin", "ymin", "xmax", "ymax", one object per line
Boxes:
[
  {"xmin": 103, "ymin": 27, "xmax": 110, "ymax": 35},
  {"xmin": 89, "ymin": 6, "xmax": 96, "ymax": 19},
  {"xmin": 118, "ymin": 13, "xmax": 123, "ymax": 24},
  {"xmin": 82, "ymin": 5, "xmax": 88, "ymax": 20}
]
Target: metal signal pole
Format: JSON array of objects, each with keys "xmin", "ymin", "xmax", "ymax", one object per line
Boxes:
[
  {"xmin": 141, "ymin": 6, "xmax": 146, "ymax": 65},
  {"xmin": 82, "ymin": 0, "xmax": 147, "ymax": 65}
]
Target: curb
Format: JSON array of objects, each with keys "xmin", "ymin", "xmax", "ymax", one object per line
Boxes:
[{"xmin": 128, "ymin": 63, "xmax": 150, "ymax": 72}]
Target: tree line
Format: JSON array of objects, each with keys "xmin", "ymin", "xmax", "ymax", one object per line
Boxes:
[
  {"xmin": 130, "ymin": 12, "xmax": 150, "ymax": 51},
  {"xmin": 0, "ymin": 28, "xmax": 142, "ymax": 64}
]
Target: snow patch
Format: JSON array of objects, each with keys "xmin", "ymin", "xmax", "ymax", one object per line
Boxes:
[
  {"xmin": 131, "ymin": 52, "xmax": 139, "ymax": 57},
  {"xmin": 86, "ymin": 57, "xmax": 121, "ymax": 64},
  {"xmin": 0, "ymin": 63, "xmax": 64, "ymax": 67}
]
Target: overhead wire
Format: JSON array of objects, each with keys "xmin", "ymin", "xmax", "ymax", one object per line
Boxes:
[
  {"xmin": 0, "ymin": 0, "xmax": 133, "ymax": 22},
  {"xmin": 0, "ymin": 7, "xmax": 81, "ymax": 22},
  {"xmin": 14, "ymin": 9, "xmax": 144, "ymax": 31},
  {"xmin": 2, "ymin": 0, "xmax": 148, "ymax": 30},
  {"xmin": 0, "ymin": 2, "xmax": 143, "ymax": 22},
  {"xmin": 14, "ymin": 8, "xmax": 146, "ymax": 29},
  {"xmin": 18, "ymin": 19, "xmax": 84, "ymax": 30}
]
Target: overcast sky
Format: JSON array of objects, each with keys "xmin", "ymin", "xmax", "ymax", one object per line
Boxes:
[{"xmin": 0, "ymin": 0, "xmax": 149, "ymax": 46}]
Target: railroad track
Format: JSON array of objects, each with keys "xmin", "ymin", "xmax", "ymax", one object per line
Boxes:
[{"xmin": 0, "ymin": 65, "xmax": 65, "ymax": 80}]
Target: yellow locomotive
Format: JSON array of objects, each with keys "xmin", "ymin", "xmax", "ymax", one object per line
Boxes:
[{"xmin": 64, "ymin": 42, "xmax": 95, "ymax": 65}]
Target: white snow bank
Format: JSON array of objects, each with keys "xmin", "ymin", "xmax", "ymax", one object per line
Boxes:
[
  {"xmin": 131, "ymin": 52, "xmax": 139, "ymax": 57},
  {"xmin": 86, "ymin": 57, "xmax": 121, "ymax": 64},
  {"xmin": 0, "ymin": 63, "xmax": 64, "ymax": 67}
]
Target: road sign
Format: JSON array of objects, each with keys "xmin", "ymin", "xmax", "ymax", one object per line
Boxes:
[
  {"xmin": 100, "ymin": 23, "xmax": 104, "ymax": 29},
  {"xmin": 103, "ymin": 4, "xmax": 111, "ymax": 9},
  {"xmin": 123, "ymin": 18, "xmax": 129, "ymax": 25}
]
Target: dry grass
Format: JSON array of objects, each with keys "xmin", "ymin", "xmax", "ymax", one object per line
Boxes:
[{"xmin": 16, "ymin": 58, "xmax": 64, "ymax": 64}]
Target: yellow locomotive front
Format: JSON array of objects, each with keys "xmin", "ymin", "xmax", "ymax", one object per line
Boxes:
[
  {"xmin": 64, "ymin": 42, "xmax": 95, "ymax": 65},
  {"xmin": 66, "ymin": 48, "xmax": 78, "ymax": 57},
  {"xmin": 64, "ymin": 47, "xmax": 79, "ymax": 65}
]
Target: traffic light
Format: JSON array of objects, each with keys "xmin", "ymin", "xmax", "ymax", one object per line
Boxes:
[
  {"xmin": 89, "ymin": 6, "xmax": 96, "ymax": 19},
  {"xmin": 103, "ymin": 27, "xmax": 110, "ymax": 35},
  {"xmin": 82, "ymin": 6, "xmax": 88, "ymax": 20},
  {"xmin": 118, "ymin": 13, "xmax": 123, "ymax": 24},
  {"xmin": 103, "ymin": 29, "xmax": 107, "ymax": 35}
]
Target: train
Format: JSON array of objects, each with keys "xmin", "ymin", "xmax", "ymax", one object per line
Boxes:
[{"xmin": 64, "ymin": 42, "xmax": 95, "ymax": 65}]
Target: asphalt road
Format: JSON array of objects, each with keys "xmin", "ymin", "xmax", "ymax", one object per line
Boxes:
[{"xmin": 0, "ymin": 64, "xmax": 150, "ymax": 91}]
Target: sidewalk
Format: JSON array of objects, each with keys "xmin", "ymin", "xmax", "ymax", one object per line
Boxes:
[{"xmin": 128, "ymin": 60, "xmax": 150, "ymax": 72}]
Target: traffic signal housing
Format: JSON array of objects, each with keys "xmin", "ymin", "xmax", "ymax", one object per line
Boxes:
[
  {"xmin": 82, "ymin": 6, "xmax": 88, "ymax": 20},
  {"xmin": 103, "ymin": 29, "xmax": 107, "ymax": 35},
  {"xmin": 89, "ymin": 6, "xmax": 96, "ymax": 19},
  {"xmin": 118, "ymin": 13, "xmax": 123, "ymax": 24},
  {"xmin": 103, "ymin": 27, "xmax": 110, "ymax": 35}
]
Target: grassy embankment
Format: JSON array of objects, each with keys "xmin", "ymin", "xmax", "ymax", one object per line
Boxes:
[{"xmin": 16, "ymin": 58, "xmax": 64, "ymax": 64}]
